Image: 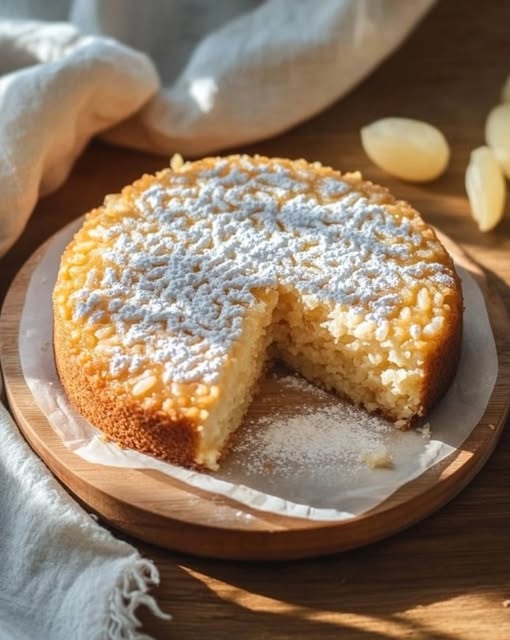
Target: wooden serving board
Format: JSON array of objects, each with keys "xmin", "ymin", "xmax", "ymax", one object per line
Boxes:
[{"xmin": 1, "ymin": 231, "xmax": 509, "ymax": 561}]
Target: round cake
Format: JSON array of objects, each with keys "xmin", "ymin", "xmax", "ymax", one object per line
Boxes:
[{"xmin": 53, "ymin": 155, "xmax": 463, "ymax": 470}]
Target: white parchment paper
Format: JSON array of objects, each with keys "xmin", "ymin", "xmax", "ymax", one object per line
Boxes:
[{"xmin": 19, "ymin": 220, "xmax": 498, "ymax": 521}]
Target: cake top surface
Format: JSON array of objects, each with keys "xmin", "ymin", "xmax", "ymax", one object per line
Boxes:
[{"xmin": 56, "ymin": 155, "xmax": 458, "ymax": 385}]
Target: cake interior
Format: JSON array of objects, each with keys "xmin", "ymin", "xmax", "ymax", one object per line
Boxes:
[
  {"xmin": 194, "ymin": 279, "xmax": 457, "ymax": 470},
  {"xmin": 195, "ymin": 289, "xmax": 277, "ymax": 468}
]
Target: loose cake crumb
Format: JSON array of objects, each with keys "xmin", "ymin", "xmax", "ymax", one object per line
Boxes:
[
  {"xmin": 170, "ymin": 153, "xmax": 184, "ymax": 171},
  {"xmin": 488, "ymin": 423, "xmax": 496, "ymax": 431},
  {"xmin": 362, "ymin": 446, "xmax": 394, "ymax": 470},
  {"xmin": 502, "ymin": 599, "xmax": 510, "ymax": 608}
]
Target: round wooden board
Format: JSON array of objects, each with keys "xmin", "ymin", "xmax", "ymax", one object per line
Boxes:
[{"xmin": 1, "ymin": 230, "xmax": 509, "ymax": 561}]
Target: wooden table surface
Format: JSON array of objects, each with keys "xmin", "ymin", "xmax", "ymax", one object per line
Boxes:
[{"xmin": 1, "ymin": 1, "xmax": 510, "ymax": 638}]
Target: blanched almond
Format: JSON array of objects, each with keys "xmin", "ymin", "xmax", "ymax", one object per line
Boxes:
[
  {"xmin": 360, "ymin": 118, "xmax": 450, "ymax": 182},
  {"xmin": 465, "ymin": 146, "xmax": 506, "ymax": 232},
  {"xmin": 485, "ymin": 103, "xmax": 510, "ymax": 178}
]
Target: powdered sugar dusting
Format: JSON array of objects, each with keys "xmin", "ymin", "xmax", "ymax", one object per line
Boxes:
[
  {"xmin": 232, "ymin": 406, "xmax": 394, "ymax": 476},
  {"xmin": 66, "ymin": 155, "xmax": 457, "ymax": 385},
  {"xmin": 276, "ymin": 374, "xmax": 330, "ymax": 398},
  {"xmin": 229, "ymin": 373, "xmax": 394, "ymax": 478}
]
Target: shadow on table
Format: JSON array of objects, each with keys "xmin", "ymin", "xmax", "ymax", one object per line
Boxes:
[
  {"xmin": 135, "ymin": 437, "xmax": 510, "ymax": 640},
  {"xmin": 131, "ymin": 262, "xmax": 510, "ymax": 639}
]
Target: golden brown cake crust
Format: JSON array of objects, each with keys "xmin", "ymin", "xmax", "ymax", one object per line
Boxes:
[
  {"xmin": 54, "ymin": 314, "xmax": 200, "ymax": 467},
  {"xmin": 52, "ymin": 154, "xmax": 464, "ymax": 467},
  {"xmin": 417, "ymin": 262, "xmax": 464, "ymax": 421}
]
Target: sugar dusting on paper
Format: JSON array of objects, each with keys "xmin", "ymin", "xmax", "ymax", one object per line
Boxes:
[{"xmin": 230, "ymin": 374, "xmax": 395, "ymax": 477}]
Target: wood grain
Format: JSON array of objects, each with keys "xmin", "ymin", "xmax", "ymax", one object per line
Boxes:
[{"xmin": 2, "ymin": 0, "xmax": 510, "ymax": 637}]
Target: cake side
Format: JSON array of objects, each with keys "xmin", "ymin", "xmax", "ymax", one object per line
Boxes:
[
  {"xmin": 54, "ymin": 311, "xmax": 201, "ymax": 466},
  {"xmin": 418, "ymin": 275, "xmax": 463, "ymax": 419}
]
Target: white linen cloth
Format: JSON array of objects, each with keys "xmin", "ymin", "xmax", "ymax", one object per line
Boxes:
[
  {"xmin": 0, "ymin": 0, "xmax": 435, "ymax": 257},
  {"xmin": 0, "ymin": 1, "xmax": 434, "ymax": 638},
  {"xmin": 0, "ymin": 374, "xmax": 170, "ymax": 640}
]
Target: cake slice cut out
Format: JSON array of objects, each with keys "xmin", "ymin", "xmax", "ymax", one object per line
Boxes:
[{"xmin": 53, "ymin": 155, "xmax": 462, "ymax": 470}]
